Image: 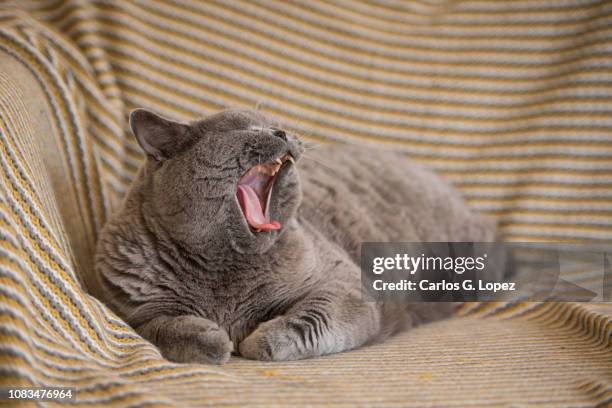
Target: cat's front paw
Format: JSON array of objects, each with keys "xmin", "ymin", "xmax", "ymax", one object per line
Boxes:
[
  {"xmin": 158, "ymin": 316, "xmax": 233, "ymax": 365},
  {"xmin": 239, "ymin": 317, "xmax": 303, "ymax": 361}
]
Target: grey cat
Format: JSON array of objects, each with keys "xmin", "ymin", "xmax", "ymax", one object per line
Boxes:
[{"xmin": 94, "ymin": 109, "xmax": 498, "ymax": 365}]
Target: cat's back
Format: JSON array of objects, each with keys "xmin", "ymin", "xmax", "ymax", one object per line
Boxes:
[{"xmin": 297, "ymin": 144, "xmax": 496, "ymax": 262}]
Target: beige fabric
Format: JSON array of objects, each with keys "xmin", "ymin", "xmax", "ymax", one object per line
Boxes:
[{"xmin": 0, "ymin": 1, "xmax": 610, "ymax": 407}]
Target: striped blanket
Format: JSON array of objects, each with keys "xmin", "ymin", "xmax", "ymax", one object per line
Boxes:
[{"xmin": 0, "ymin": 1, "xmax": 610, "ymax": 406}]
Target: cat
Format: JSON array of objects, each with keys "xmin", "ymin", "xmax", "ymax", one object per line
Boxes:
[{"xmin": 94, "ymin": 108, "xmax": 498, "ymax": 365}]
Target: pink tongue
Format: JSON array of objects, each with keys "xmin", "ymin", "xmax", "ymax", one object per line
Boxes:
[{"xmin": 236, "ymin": 185, "xmax": 281, "ymax": 232}]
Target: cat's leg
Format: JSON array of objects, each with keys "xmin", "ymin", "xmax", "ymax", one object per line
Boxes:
[
  {"xmin": 239, "ymin": 289, "xmax": 385, "ymax": 361},
  {"xmin": 136, "ymin": 315, "xmax": 233, "ymax": 364}
]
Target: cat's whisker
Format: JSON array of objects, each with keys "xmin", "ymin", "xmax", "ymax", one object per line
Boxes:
[
  {"xmin": 300, "ymin": 140, "xmax": 320, "ymax": 151},
  {"xmin": 300, "ymin": 154, "xmax": 343, "ymax": 178}
]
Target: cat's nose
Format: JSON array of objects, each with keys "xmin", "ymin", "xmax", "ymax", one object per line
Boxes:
[{"xmin": 271, "ymin": 128, "xmax": 287, "ymax": 141}]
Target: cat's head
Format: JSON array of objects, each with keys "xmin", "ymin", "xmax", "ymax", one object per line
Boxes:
[{"xmin": 129, "ymin": 108, "xmax": 304, "ymax": 254}]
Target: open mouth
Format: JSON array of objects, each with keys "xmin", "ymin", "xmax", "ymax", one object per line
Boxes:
[{"xmin": 236, "ymin": 153, "xmax": 295, "ymax": 232}]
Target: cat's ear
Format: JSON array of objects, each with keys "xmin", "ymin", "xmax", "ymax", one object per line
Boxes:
[{"xmin": 129, "ymin": 109, "xmax": 192, "ymax": 161}]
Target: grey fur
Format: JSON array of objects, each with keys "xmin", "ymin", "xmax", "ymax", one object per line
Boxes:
[{"xmin": 94, "ymin": 109, "xmax": 497, "ymax": 364}]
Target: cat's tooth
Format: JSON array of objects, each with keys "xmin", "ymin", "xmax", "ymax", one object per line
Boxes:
[
  {"xmin": 275, "ymin": 158, "xmax": 282, "ymax": 165},
  {"xmin": 287, "ymin": 156, "xmax": 295, "ymax": 164}
]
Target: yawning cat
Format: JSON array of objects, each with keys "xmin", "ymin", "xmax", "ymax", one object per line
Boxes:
[{"xmin": 94, "ymin": 109, "xmax": 498, "ymax": 364}]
